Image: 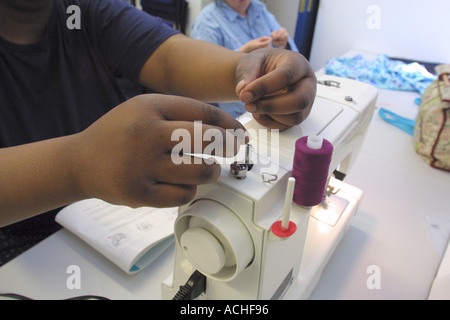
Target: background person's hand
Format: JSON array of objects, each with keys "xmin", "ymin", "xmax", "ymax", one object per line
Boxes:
[
  {"xmin": 271, "ymin": 28, "xmax": 289, "ymax": 49},
  {"xmin": 73, "ymin": 94, "xmax": 247, "ymax": 208},
  {"xmin": 235, "ymin": 48, "xmax": 317, "ymax": 131},
  {"xmin": 239, "ymin": 36, "xmax": 272, "ymax": 53}
]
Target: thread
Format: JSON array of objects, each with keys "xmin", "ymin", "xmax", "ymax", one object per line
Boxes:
[{"xmin": 292, "ymin": 135, "xmax": 333, "ymax": 207}]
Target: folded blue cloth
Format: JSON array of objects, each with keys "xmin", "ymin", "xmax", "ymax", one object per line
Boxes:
[
  {"xmin": 378, "ymin": 108, "xmax": 416, "ymax": 136},
  {"xmin": 325, "ymin": 54, "xmax": 436, "ymax": 96},
  {"xmin": 325, "ymin": 54, "xmax": 437, "ymax": 135}
]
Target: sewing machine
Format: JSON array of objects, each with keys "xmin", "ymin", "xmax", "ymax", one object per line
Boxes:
[{"xmin": 161, "ymin": 75, "xmax": 378, "ymax": 300}]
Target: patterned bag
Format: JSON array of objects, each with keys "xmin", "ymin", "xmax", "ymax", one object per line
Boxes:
[{"xmin": 414, "ymin": 64, "xmax": 450, "ymax": 171}]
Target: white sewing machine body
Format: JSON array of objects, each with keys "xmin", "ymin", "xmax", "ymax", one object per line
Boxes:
[{"xmin": 161, "ymin": 75, "xmax": 378, "ymax": 300}]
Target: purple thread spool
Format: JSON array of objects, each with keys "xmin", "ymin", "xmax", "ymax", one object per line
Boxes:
[{"xmin": 292, "ymin": 136, "xmax": 333, "ymax": 207}]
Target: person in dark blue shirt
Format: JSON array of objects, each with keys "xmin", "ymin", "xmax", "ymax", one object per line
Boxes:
[{"xmin": 0, "ymin": 0, "xmax": 316, "ymax": 265}]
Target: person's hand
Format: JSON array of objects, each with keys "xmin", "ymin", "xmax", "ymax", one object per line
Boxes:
[
  {"xmin": 271, "ymin": 28, "xmax": 289, "ymax": 49},
  {"xmin": 72, "ymin": 94, "xmax": 247, "ymax": 208},
  {"xmin": 239, "ymin": 36, "xmax": 272, "ymax": 53},
  {"xmin": 235, "ymin": 48, "xmax": 316, "ymax": 131}
]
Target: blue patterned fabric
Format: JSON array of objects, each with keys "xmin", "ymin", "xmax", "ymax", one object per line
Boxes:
[
  {"xmin": 326, "ymin": 54, "xmax": 439, "ymax": 135},
  {"xmin": 325, "ymin": 54, "xmax": 436, "ymax": 96}
]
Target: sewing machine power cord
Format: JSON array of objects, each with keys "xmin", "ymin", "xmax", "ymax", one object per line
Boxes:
[{"xmin": 172, "ymin": 269, "xmax": 207, "ymax": 300}]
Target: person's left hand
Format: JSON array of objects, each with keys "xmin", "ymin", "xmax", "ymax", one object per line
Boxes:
[{"xmin": 235, "ymin": 48, "xmax": 316, "ymax": 131}]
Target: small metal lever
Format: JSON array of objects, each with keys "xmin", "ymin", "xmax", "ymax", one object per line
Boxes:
[{"xmin": 318, "ymin": 79, "xmax": 341, "ymax": 88}]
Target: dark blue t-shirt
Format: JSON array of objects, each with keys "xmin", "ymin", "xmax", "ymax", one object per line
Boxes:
[
  {"xmin": 0, "ymin": 0, "xmax": 179, "ymax": 263},
  {"xmin": 0, "ymin": 0, "xmax": 178, "ymax": 147}
]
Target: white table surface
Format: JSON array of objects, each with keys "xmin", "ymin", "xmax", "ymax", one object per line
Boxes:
[
  {"xmin": 1, "ymin": 66, "xmax": 449, "ymax": 301},
  {"xmin": 310, "ymin": 88, "xmax": 450, "ymax": 299}
]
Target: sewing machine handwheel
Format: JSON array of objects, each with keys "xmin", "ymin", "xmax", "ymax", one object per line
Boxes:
[
  {"xmin": 174, "ymin": 199, "xmax": 254, "ymax": 281},
  {"xmin": 180, "ymin": 227, "xmax": 225, "ymax": 275}
]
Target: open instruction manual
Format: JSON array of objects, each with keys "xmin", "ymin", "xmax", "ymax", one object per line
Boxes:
[{"xmin": 55, "ymin": 198, "xmax": 178, "ymax": 274}]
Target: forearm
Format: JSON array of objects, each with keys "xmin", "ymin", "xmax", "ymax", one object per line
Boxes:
[
  {"xmin": 140, "ymin": 34, "xmax": 244, "ymax": 103},
  {"xmin": 0, "ymin": 135, "xmax": 84, "ymax": 227},
  {"xmin": 0, "ymin": 94, "xmax": 248, "ymax": 228}
]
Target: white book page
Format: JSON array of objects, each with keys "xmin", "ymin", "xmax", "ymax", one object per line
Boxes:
[{"xmin": 55, "ymin": 199, "xmax": 178, "ymax": 274}]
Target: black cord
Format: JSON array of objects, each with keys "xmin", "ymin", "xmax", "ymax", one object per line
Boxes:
[
  {"xmin": 64, "ymin": 295, "xmax": 110, "ymax": 300},
  {"xmin": 2, "ymin": 270, "xmax": 207, "ymax": 300},
  {"xmin": 0, "ymin": 293, "xmax": 32, "ymax": 300},
  {"xmin": 0, "ymin": 293, "xmax": 109, "ymax": 300},
  {"xmin": 172, "ymin": 270, "xmax": 206, "ymax": 300}
]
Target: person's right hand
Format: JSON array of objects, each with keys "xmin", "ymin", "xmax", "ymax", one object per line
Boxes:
[
  {"xmin": 72, "ymin": 94, "xmax": 247, "ymax": 208},
  {"xmin": 239, "ymin": 36, "xmax": 272, "ymax": 53}
]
